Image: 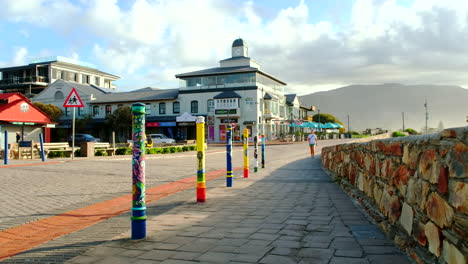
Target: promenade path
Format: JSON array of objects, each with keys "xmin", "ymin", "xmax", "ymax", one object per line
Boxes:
[{"xmin": 0, "ymin": 140, "xmax": 412, "ymax": 263}]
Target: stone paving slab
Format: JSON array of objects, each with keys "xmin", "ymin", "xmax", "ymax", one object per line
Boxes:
[{"xmin": 62, "ymin": 151, "xmax": 412, "ymax": 263}]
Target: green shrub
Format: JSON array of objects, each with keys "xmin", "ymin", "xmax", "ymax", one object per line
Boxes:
[
  {"xmin": 116, "ymin": 147, "xmax": 128, "ymax": 155},
  {"xmin": 162, "ymin": 147, "xmax": 170, "ymax": 154},
  {"xmin": 48, "ymin": 151, "xmax": 66, "ymax": 158},
  {"xmin": 74, "ymin": 149, "xmax": 81, "ymax": 157},
  {"xmin": 392, "ymin": 131, "xmax": 406, "ymax": 137},
  {"xmin": 188, "ymin": 145, "xmax": 196, "ymax": 151},
  {"xmin": 176, "ymin": 147, "xmax": 183, "ymax": 152},
  {"xmin": 182, "ymin": 146, "xmax": 189, "ymax": 152},
  {"xmin": 95, "ymin": 150, "xmax": 108, "ymax": 156},
  {"xmin": 404, "ymin": 128, "xmax": 418, "ymax": 135},
  {"xmin": 169, "ymin": 147, "xmax": 176, "ymax": 153}
]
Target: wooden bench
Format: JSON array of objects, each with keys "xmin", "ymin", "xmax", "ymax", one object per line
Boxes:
[
  {"xmin": 37, "ymin": 142, "xmax": 73, "ymax": 157},
  {"xmin": 94, "ymin": 142, "xmax": 116, "ymax": 156}
]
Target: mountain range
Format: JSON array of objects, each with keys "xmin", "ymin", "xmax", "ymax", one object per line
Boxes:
[{"xmin": 299, "ymin": 84, "xmax": 468, "ymax": 132}]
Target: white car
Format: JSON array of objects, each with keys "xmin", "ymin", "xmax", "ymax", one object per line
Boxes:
[{"xmin": 148, "ymin": 134, "xmax": 176, "ymax": 144}]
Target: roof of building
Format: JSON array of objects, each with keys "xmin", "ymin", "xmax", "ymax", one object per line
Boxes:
[
  {"xmin": 175, "ymin": 66, "xmax": 287, "ymax": 85},
  {"xmin": 0, "ymin": 93, "xmax": 54, "ymax": 124},
  {"xmin": 232, "ymin": 38, "xmax": 247, "ymax": 47},
  {"xmin": 65, "ymin": 80, "xmax": 116, "ymax": 95},
  {"xmin": 285, "ymin": 94, "xmax": 297, "ymax": 105},
  {"xmin": 219, "ymin": 56, "xmax": 250, "ymax": 62},
  {"xmin": 264, "ymin": 92, "xmax": 277, "ymax": 100},
  {"xmin": 90, "ymin": 88, "xmax": 179, "ymax": 104},
  {"xmin": 213, "ymin": 91, "xmax": 242, "ymax": 99}
]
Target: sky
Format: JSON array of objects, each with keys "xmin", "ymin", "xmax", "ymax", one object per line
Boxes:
[{"xmin": 0, "ymin": 0, "xmax": 467, "ymax": 95}]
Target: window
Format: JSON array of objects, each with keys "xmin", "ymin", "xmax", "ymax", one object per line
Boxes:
[
  {"xmin": 173, "ymin": 102, "xmax": 180, "ymax": 114},
  {"xmin": 105, "ymin": 105, "xmax": 112, "ymax": 115},
  {"xmin": 145, "ymin": 103, "xmax": 151, "ymax": 115},
  {"xmin": 69, "ymin": 72, "xmax": 76, "ymax": 82},
  {"xmin": 93, "ymin": 106, "xmax": 99, "ymax": 116},
  {"xmin": 54, "ymin": 91, "xmax": 64, "ymax": 100},
  {"xmin": 117, "ymin": 104, "xmax": 123, "ymax": 108},
  {"xmin": 78, "ymin": 107, "xmax": 83, "ymax": 116},
  {"xmin": 95, "ymin": 76, "xmax": 100, "ymax": 85},
  {"xmin": 159, "ymin": 102, "xmax": 166, "ymax": 114},
  {"xmin": 191, "ymin": 100, "xmax": 198, "ymax": 113},
  {"xmin": 82, "ymin": 75, "xmax": 90, "ymax": 84},
  {"xmin": 207, "ymin": 99, "xmax": 214, "ymax": 112},
  {"xmin": 64, "ymin": 107, "xmax": 68, "ymax": 116},
  {"xmin": 57, "ymin": 70, "xmax": 62, "ymax": 79}
]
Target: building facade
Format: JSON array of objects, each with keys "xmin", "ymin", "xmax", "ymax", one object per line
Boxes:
[
  {"xmin": 175, "ymin": 38, "xmax": 310, "ymax": 142},
  {"xmin": 30, "ymin": 39, "xmax": 311, "ymax": 143},
  {"xmin": 0, "ymin": 56, "xmax": 119, "ymax": 96}
]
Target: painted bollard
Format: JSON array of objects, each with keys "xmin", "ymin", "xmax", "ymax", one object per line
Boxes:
[
  {"xmin": 4, "ymin": 130, "xmax": 8, "ymax": 165},
  {"xmin": 254, "ymin": 135, "xmax": 258, "ymax": 172},
  {"xmin": 196, "ymin": 116, "xmax": 206, "ymax": 202},
  {"xmin": 131, "ymin": 103, "xmax": 147, "ymax": 240},
  {"xmin": 39, "ymin": 133, "xmax": 46, "ymax": 162},
  {"xmin": 261, "ymin": 134, "xmax": 265, "ymax": 168},
  {"xmin": 243, "ymin": 128, "xmax": 249, "ymax": 178},
  {"xmin": 226, "ymin": 125, "xmax": 233, "ymax": 187}
]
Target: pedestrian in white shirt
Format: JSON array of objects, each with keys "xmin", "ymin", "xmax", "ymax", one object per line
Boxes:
[{"xmin": 307, "ymin": 130, "xmax": 318, "ymax": 157}]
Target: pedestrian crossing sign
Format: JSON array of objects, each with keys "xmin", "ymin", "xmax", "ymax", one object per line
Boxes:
[{"xmin": 63, "ymin": 88, "xmax": 84, "ymax": 107}]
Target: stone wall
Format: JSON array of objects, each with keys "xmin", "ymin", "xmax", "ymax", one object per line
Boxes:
[{"xmin": 321, "ymin": 127, "xmax": 467, "ymax": 264}]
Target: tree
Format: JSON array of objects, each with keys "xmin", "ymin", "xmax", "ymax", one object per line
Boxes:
[
  {"xmin": 75, "ymin": 114, "xmax": 94, "ymax": 133},
  {"xmin": 312, "ymin": 113, "xmax": 344, "ymax": 125},
  {"xmin": 106, "ymin": 106, "xmax": 132, "ymax": 141},
  {"xmin": 33, "ymin": 102, "xmax": 63, "ymax": 122}
]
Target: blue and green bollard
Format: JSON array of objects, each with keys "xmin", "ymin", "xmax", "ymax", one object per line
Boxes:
[
  {"xmin": 226, "ymin": 125, "xmax": 233, "ymax": 187},
  {"xmin": 3, "ymin": 130, "xmax": 8, "ymax": 165},
  {"xmin": 261, "ymin": 134, "xmax": 265, "ymax": 168},
  {"xmin": 131, "ymin": 103, "xmax": 147, "ymax": 240}
]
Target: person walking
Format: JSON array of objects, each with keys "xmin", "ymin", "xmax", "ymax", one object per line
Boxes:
[
  {"xmin": 307, "ymin": 130, "xmax": 318, "ymax": 157},
  {"xmin": 16, "ymin": 132, "xmax": 21, "ymax": 143}
]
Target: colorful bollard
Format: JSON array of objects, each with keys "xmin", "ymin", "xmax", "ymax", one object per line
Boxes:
[
  {"xmin": 254, "ymin": 135, "xmax": 258, "ymax": 172},
  {"xmin": 226, "ymin": 125, "xmax": 233, "ymax": 187},
  {"xmin": 261, "ymin": 134, "xmax": 265, "ymax": 168},
  {"xmin": 4, "ymin": 130, "xmax": 8, "ymax": 165},
  {"xmin": 196, "ymin": 116, "xmax": 206, "ymax": 202},
  {"xmin": 131, "ymin": 103, "xmax": 147, "ymax": 240},
  {"xmin": 243, "ymin": 128, "xmax": 249, "ymax": 178},
  {"xmin": 39, "ymin": 133, "xmax": 46, "ymax": 162}
]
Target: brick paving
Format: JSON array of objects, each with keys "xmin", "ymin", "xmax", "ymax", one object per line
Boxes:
[{"xmin": 0, "ymin": 140, "xmax": 413, "ymax": 263}]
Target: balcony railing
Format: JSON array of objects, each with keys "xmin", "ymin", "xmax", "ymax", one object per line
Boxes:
[{"xmin": 0, "ymin": 76, "xmax": 49, "ymax": 85}]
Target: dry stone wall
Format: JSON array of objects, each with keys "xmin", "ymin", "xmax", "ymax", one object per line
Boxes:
[{"xmin": 321, "ymin": 127, "xmax": 467, "ymax": 264}]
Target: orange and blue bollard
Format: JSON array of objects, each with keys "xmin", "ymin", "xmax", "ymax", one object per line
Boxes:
[
  {"xmin": 243, "ymin": 128, "xmax": 249, "ymax": 178},
  {"xmin": 131, "ymin": 103, "xmax": 146, "ymax": 239},
  {"xmin": 196, "ymin": 116, "xmax": 206, "ymax": 202},
  {"xmin": 226, "ymin": 125, "xmax": 233, "ymax": 187}
]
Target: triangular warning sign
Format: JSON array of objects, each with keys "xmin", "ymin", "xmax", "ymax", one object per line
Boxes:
[{"xmin": 63, "ymin": 88, "xmax": 84, "ymax": 107}]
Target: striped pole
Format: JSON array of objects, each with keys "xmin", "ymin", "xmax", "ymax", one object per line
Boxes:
[
  {"xmin": 196, "ymin": 116, "xmax": 206, "ymax": 202},
  {"xmin": 39, "ymin": 133, "xmax": 46, "ymax": 162},
  {"xmin": 243, "ymin": 128, "xmax": 249, "ymax": 178},
  {"xmin": 4, "ymin": 130, "xmax": 8, "ymax": 165},
  {"xmin": 131, "ymin": 103, "xmax": 146, "ymax": 240},
  {"xmin": 226, "ymin": 125, "xmax": 233, "ymax": 187},
  {"xmin": 261, "ymin": 134, "xmax": 265, "ymax": 168},
  {"xmin": 254, "ymin": 135, "xmax": 258, "ymax": 172}
]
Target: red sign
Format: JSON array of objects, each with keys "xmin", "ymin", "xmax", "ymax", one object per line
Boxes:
[
  {"xmin": 230, "ymin": 122, "xmax": 236, "ymax": 129},
  {"xmin": 63, "ymin": 88, "xmax": 84, "ymax": 107},
  {"xmin": 146, "ymin": 122, "xmax": 160, "ymax": 127}
]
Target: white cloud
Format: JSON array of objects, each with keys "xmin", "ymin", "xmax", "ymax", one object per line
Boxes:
[
  {"xmin": 2, "ymin": 0, "xmax": 468, "ymax": 92},
  {"xmin": 13, "ymin": 47, "xmax": 28, "ymax": 65}
]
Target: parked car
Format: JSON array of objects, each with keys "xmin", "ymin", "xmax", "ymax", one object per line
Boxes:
[
  {"xmin": 68, "ymin": 134, "xmax": 100, "ymax": 146},
  {"xmin": 148, "ymin": 134, "xmax": 176, "ymax": 144}
]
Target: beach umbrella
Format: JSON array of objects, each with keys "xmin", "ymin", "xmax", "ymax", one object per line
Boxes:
[{"xmin": 334, "ymin": 123, "xmax": 344, "ymax": 128}]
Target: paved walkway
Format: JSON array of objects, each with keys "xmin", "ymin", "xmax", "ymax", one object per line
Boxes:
[
  {"xmin": 0, "ymin": 140, "xmax": 412, "ymax": 263},
  {"xmin": 66, "ymin": 161, "xmax": 410, "ymax": 262}
]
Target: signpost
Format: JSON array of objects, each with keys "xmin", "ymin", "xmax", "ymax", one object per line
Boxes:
[{"xmin": 63, "ymin": 88, "xmax": 84, "ymax": 160}]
